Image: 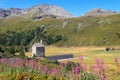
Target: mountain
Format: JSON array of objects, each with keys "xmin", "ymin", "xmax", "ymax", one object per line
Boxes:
[
  {"xmin": 8, "ymin": 8, "xmax": 22, "ymax": 16},
  {"xmin": 24, "ymin": 4, "xmax": 74, "ymax": 19},
  {"xmin": 0, "ymin": 4, "xmax": 73, "ymax": 19},
  {"xmin": 1, "ymin": 5, "xmax": 119, "ymax": 18},
  {"xmin": 1, "ymin": 14, "xmax": 120, "ymax": 46},
  {"xmin": 0, "ymin": 5, "xmax": 120, "ymax": 46},
  {"xmin": 0, "ymin": 8, "xmax": 11, "ymax": 17},
  {"xmin": 84, "ymin": 8, "xmax": 119, "ymax": 17}
]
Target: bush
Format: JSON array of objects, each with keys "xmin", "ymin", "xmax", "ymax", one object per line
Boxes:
[
  {"xmin": 18, "ymin": 48, "xmax": 25, "ymax": 58},
  {"xmin": 105, "ymin": 47, "xmax": 111, "ymax": 52}
]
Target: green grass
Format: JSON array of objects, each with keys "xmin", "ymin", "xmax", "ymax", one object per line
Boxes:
[
  {"xmin": 1, "ymin": 15, "xmax": 120, "ymax": 46},
  {"xmin": 43, "ymin": 46, "xmax": 120, "ymax": 79},
  {"xmin": 46, "ymin": 46, "xmax": 120, "ymax": 66},
  {"xmin": 26, "ymin": 46, "xmax": 120, "ymax": 64}
]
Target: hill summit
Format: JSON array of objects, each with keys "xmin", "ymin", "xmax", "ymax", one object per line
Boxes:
[
  {"xmin": 0, "ymin": 4, "xmax": 74, "ymax": 19},
  {"xmin": 84, "ymin": 8, "xmax": 119, "ymax": 17}
]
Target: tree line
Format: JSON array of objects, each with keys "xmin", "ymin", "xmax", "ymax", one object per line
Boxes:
[{"xmin": 0, "ymin": 26, "xmax": 64, "ymax": 57}]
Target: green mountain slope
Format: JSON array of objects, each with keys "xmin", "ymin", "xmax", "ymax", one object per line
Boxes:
[{"xmin": 0, "ymin": 14, "xmax": 120, "ymax": 46}]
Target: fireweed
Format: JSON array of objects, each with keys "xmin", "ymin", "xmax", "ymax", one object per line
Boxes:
[
  {"xmin": 90, "ymin": 58, "xmax": 109, "ymax": 80},
  {"xmin": 114, "ymin": 56, "xmax": 120, "ymax": 76},
  {"xmin": 0, "ymin": 56, "xmax": 111, "ymax": 80}
]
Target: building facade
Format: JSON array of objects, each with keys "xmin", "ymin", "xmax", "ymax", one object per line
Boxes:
[{"xmin": 32, "ymin": 40, "xmax": 45, "ymax": 57}]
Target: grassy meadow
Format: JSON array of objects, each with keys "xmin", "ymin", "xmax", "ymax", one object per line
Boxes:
[
  {"xmin": 1, "ymin": 14, "xmax": 120, "ymax": 80},
  {"xmin": 25, "ymin": 46, "xmax": 120, "ymax": 79},
  {"xmin": 26, "ymin": 46, "xmax": 120, "ymax": 66},
  {"xmin": 1, "ymin": 15, "xmax": 120, "ymax": 46},
  {"xmin": 45, "ymin": 46, "xmax": 120, "ymax": 79}
]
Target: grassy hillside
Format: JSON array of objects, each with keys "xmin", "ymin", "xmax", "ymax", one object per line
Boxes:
[{"xmin": 1, "ymin": 14, "xmax": 120, "ymax": 46}]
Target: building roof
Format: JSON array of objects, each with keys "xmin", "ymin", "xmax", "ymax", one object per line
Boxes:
[{"xmin": 33, "ymin": 43, "xmax": 44, "ymax": 47}]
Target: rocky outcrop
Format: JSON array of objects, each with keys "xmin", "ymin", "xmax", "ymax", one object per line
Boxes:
[
  {"xmin": 0, "ymin": 4, "xmax": 73, "ymax": 19},
  {"xmin": 27, "ymin": 4, "xmax": 73, "ymax": 18},
  {"xmin": 8, "ymin": 8, "xmax": 22, "ymax": 16},
  {"xmin": 84, "ymin": 8, "xmax": 119, "ymax": 17},
  {"xmin": 0, "ymin": 8, "xmax": 11, "ymax": 17}
]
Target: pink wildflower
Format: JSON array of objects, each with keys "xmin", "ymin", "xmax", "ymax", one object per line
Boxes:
[
  {"xmin": 82, "ymin": 64, "xmax": 87, "ymax": 71},
  {"xmin": 74, "ymin": 66, "xmax": 79, "ymax": 74},
  {"xmin": 79, "ymin": 55, "xmax": 83, "ymax": 61},
  {"xmin": 96, "ymin": 58, "xmax": 100, "ymax": 64},
  {"xmin": 100, "ymin": 59, "xmax": 104, "ymax": 64},
  {"xmin": 104, "ymin": 66, "xmax": 109, "ymax": 70},
  {"xmin": 101, "ymin": 76, "xmax": 106, "ymax": 80},
  {"xmin": 114, "ymin": 57, "xmax": 118, "ymax": 63}
]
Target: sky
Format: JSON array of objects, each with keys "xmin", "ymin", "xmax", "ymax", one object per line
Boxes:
[{"xmin": 0, "ymin": 0, "xmax": 120, "ymax": 17}]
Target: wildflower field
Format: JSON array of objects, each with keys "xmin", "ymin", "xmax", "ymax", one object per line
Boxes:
[{"xmin": 1, "ymin": 46, "xmax": 120, "ymax": 80}]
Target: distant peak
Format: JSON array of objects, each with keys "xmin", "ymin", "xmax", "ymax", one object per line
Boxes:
[
  {"xmin": 27, "ymin": 4, "xmax": 74, "ymax": 19},
  {"xmin": 84, "ymin": 8, "xmax": 119, "ymax": 17},
  {"xmin": 0, "ymin": 4, "xmax": 74, "ymax": 19}
]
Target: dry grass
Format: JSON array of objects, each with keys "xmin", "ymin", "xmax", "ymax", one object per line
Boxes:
[
  {"xmin": 25, "ymin": 46, "xmax": 120, "ymax": 79},
  {"xmin": 26, "ymin": 46, "xmax": 104, "ymax": 56},
  {"xmin": 25, "ymin": 46, "xmax": 120, "ymax": 68}
]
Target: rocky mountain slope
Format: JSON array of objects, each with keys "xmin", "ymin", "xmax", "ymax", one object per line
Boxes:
[
  {"xmin": 1, "ymin": 14, "xmax": 120, "ymax": 46},
  {"xmin": 84, "ymin": 8, "xmax": 119, "ymax": 17},
  {"xmin": 0, "ymin": 4, "xmax": 73, "ymax": 19},
  {"xmin": 0, "ymin": 5, "xmax": 119, "ymax": 19},
  {"xmin": 0, "ymin": 5, "xmax": 120, "ymax": 46}
]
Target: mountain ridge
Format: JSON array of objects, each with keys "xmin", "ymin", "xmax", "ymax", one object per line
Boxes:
[
  {"xmin": 0, "ymin": 4, "xmax": 119, "ymax": 19},
  {"xmin": 84, "ymin": 8, "xmax": 119, "ymax": 17},
  {"xmin": 0, "ymin": 4, "xmax": 74, "ymax": 19},
  {"xmin": 1, "ymin": 14, "xmax": 120, "ymax": 46}
]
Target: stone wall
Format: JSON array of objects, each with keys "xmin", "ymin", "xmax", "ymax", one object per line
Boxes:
[{"xmin": 45, "ymin": 54, "xmax": 73, "ymax": 60}]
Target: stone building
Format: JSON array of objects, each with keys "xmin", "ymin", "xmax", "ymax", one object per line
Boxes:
[
  {"xmin": 32, "ymin": 40, "xmax": 73, "ymax": 60},
  {"xmin": 32, "ymin": 40, "xmax": 45, "ymax": 57}
]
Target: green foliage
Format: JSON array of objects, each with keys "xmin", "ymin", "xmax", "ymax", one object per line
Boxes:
[
  {"xmin": 65, "ymin": 61, "xmax": 75, "ymax": 71},
  {"xmin": 7, "ymin": 47, "xmax": 15, "ymax": 55},
  {"xmin": 1, "ymin": 15, "xmax": 120, "ymax": 57},
  {"xmin": 0, "ymin": 45, "xmax": 5, "ymax": 53},
  {"xmin": 3, "ymin": 47, "xmax": 15, "ymax": 57},
  {"xmin": 45, "ymin": 34, "xmax": 63, "ymax": 45},
  {"xmin": 0, "ymin": 25, "xmax": 63, "ymax": 47},
  {"xmin": 19, "ymin": 47, "xmax": 25, "ymax": 58},
  {"xmin": 1, "ymin": 15, "xmax": 120, "ymax": 47},
  {"xmin": 0, "ymin": 58, "xmax": 101, "ymax": 80}
]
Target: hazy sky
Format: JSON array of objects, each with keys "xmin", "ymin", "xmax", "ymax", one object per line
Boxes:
[{"xmin": 0, "ymin": 0, "xmax": 120, "ymax": 16}]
